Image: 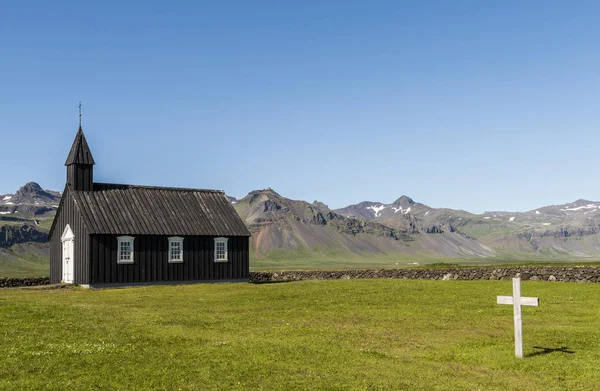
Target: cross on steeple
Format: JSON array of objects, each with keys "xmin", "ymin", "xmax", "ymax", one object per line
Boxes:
[{"xmin": 79, "ymin": 101, "xmax": 82, "ymax": 128}]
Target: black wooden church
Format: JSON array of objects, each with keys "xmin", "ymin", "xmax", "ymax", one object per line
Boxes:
[{"xmin": 49, "ymin": 127, "xmax": 250, "ymax": 286}]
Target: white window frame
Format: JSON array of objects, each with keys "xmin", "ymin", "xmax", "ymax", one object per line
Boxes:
[
  {"xmin": 168, "ymin": 236, "xmax": 184, "ymax": 263},
  {"xmin": 117, "ymin": 236, "xmax": 135, "ymax": 264},
  {"xmin": 214, "ymin": 237, "xmax": 229, "ymax": 263}
]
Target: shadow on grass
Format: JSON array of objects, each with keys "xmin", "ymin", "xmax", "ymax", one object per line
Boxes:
[{"xmin": 526, "ymin": 346, "xmax": 575, "ymax": 357}]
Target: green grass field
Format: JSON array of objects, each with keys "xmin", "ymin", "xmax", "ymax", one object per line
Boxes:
[
  {"xmin": 1, "ymin": 279, "xmax": 599, "ymax": 390},
  {"xmin": 249, "ymin": 249, "xmax": 600, "ymax": 271},
  {"xmin": 0, "ymin": 247, "xmax": 49, "ymax": 277}
]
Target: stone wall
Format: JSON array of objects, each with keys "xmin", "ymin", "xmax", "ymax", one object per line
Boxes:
[
  {"xmin": 0, "ymin": 277, "xmax": 50, "ymax": 288},
  {"xmin": 3, "ymin": 266, "xmax": 600, "ymax": 287},
  {"xmin": 249, "ymin": 266, "xmax": 600, "ymax": 283}
]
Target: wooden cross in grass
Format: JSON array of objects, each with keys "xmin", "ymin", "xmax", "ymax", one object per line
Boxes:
[{"xmin": 497, "ymin": 277, "xmax": 539, "ymax": 358}]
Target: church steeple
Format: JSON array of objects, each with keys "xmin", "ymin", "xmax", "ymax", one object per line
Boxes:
[{"xmin": 65, "ymin": 126, "xmax": 95, "ymax": 191}]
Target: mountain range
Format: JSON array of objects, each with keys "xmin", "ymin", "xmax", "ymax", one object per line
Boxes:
[
  {"xmin": 333, "ymin": 196, "xmax": 600, "ymax": 259},
  {"xmin": 232, "ymin": 189, "xmax": 600, "ymax": 267},
  {"xmin": 2, "ymin": 182, "xmax": 600, "ymax": 275}
]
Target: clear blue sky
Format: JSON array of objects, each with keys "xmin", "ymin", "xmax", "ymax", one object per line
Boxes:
[{"xmin": 1, "ymin": 1, "xmax": 599, "ymax": 213}]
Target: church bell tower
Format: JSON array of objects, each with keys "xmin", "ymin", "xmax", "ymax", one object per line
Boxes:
[{"xmin": 65, "ymin": 126, "xmax": 95, "ymax": 191}]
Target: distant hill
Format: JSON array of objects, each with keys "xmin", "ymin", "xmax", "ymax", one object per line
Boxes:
[
  {"xmin": 335, "ymin": 197, "xmax": 600, "ymax": 260},
  {"xmin": 0, "ymin": 182, "xmax": 61, "ymax": 219},
  {"xmin": 0, "ymin": 182, "xmax": 59, "ymax": 276},
  {"xmin": 233, "ymin": 188, "xmax": 495, "ymax": 268}
]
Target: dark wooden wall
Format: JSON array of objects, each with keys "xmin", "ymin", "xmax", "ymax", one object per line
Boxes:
[
  {"xmin": 89, "ymin": 235, "xmax": 249, "ymax": 284},
  {"xmin": 67, "ymin": 164, "xmax": 93, "ymax": 191},
  {"xmin": 49, "ymin": 190, "xmax": 90, "ymax": 284}
]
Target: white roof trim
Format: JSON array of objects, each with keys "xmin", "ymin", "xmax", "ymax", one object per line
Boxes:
[{"xmin": 61, "ymin": 225, "xmax": 75, "ymax": 241}]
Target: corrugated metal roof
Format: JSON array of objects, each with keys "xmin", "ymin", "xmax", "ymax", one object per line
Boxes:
[
  {"xmin": 65, "ymin": 127, "xmax": 95, "ymax": 166},
  {"xmin": 69, "ymin": 183, "xmax": 250, "ymax": 236}
]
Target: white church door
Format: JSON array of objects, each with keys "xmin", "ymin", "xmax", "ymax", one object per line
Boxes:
[{"xmin": 61, "ymin": 225, "xmax": 75, "ymax": 284}]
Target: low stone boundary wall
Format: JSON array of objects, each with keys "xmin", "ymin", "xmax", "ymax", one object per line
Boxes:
[
  {"xmin": 249, "ymin": 266, "xmax": 600, "ymax": 284},
  {"xmin": 0, "ymin": 277, "xmax": 50, "ymax": 288},
  {"xmin": 3, "ymin": 266, "xmax": 600, "ymax": 287}
]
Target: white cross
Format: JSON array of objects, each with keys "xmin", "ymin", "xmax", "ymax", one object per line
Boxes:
[{"xmin": 496, "ymin": 277, "xmax": 539, "ymax": 358}]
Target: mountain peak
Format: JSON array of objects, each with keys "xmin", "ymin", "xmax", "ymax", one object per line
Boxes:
[
  {"xmin": 393, "ymin": 195, "xmax": 415, "ymax": 206},
  {"xmin": 16, "ymin": 182, "xmax": 46, "ymax": 197},
  {"xmin": 312, "ymin": 200, "xmax": 330, "ymax": 211},
  {"xmin": 572, "ymin": 199, "xmax": 596, "ymax": 205},
  {"xmin": 8, "ymin": 182, "xmax": 60, "ymax": 205},
  {"xmin": 243, "ymin": 188, "xmax": 284, "ymax": 205},
  {"xmin": 263, "ymin": 187, "xmax": 280, "ymax": 196},
  {"xmin": 247, "ymin": 187, "xmax": 281, "ymax": 197}
]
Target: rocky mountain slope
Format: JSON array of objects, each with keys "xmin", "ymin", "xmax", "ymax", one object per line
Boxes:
[
  {"xmin": 336, "ymin": 197, "xmax": 600, "ymax": 259},
  {"xmin": 0, "ymin": 182, "xmax": 61, "ymax": 219},
  {"xmin": 0, "ymin": 183, "xmax": 58, "ymax": 275},
  {"xmin": 233, "ymin": 188, "xmax": 495, "ymax": 262}
]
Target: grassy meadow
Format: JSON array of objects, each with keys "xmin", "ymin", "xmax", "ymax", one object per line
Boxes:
[
  {"xmin": 0, "ymin": 246, "xmax": 49, "ymax": 277},
  {"xmin": 249, "ymin": 249, "xmax": 600, "ymax": 271},
  {"xmin": 1, "ymin": 279, "xmax": 599, "ymax": 390}
]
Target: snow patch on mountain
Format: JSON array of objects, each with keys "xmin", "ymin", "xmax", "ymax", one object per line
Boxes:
[
  {"xmin": 561, "ymin": 204, "xmax": 598, "ymax": 212},
  {"xmin": 368, "ymin": 205, "xmax": 387, "ymax": 217},
  {"xmin": 391, "ymin": 205, "xmax": 412, "ymax": 215},
  {"xmin": 0, "ymin": 211, "xmax": 10, "ymax": 215},
  {"xmin": 5, "ymin": 202, "xmax": 14, "ymax": 205},
  {"xmin": 2, "ymin": 196, "xmax": 11, "ymax": 201},
  {"xmin": 536, "ymin": 211, "xmax": 540, "ymax": 215},
  {"xmin": 509, "ymin": 217, "xmax": 515, "ymax": 222}
]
